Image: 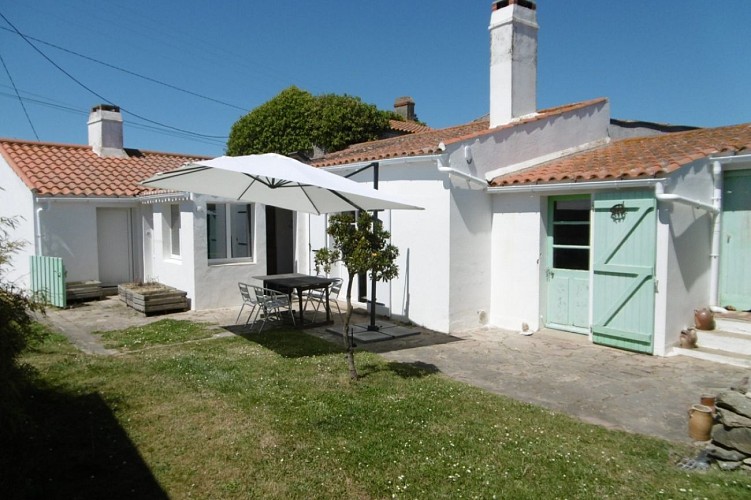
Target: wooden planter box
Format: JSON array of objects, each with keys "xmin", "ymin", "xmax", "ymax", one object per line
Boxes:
[
  {"xmin": 66, "ymin": 280, "xmax": 102, "ymax": 302},
  {"xmin": 118, "ymin": 283, "xmax": 189, "ymax": 316}
]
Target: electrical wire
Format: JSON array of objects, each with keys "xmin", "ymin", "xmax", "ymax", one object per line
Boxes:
[
  {"xmin": 0, "ymin": 10, "xmax": 228, "ymax": 141},
  {"xmin": 0, "ymin": 25, "xmax": 247, "ymax": 112},
  {"xmin": 0, "ymin": 49, "xmax": 39, "ymax": 139}
]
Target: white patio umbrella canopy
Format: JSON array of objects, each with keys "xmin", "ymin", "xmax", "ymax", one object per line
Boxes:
[{"xmin": 140, "ymin": 153, "xmax": 422, "ymax": 214}]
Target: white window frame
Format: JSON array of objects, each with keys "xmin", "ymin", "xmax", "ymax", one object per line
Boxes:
[
  {"xmin": 169, "ymin": 204, "xmax": 181, "ymax": 258},
  {"xmin": 207, "ymin": 202, "xmax": 254, "ymax": 263}
]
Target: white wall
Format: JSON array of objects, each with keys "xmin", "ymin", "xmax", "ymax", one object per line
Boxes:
[
  {"xmin": 656, "ymin": 161, "xmax": 715, "ymax": 354},
  {"xmin": 0, "ymin": 159, "xmax": 36, "ymax": 287},
  {"xmin": 490, "ymin": 192, "xmax": 543, "ymax": 331},
  {"xmin": 190, "ymin": 198, "xmax": 267, "ymax": 310},
  {"xmin": 448, "ymin": 187, "xmax": 493, "ymax": 331}
]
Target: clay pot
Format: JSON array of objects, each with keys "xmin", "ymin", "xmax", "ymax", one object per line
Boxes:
[
  {"xmin": 680, "ymin": 328, "xmax": 698, "ymax": 348},
  {"xmin": 694, "ymin": 308, "xmax": 715, "ymax": 330},
  {"xmin": 688, "ymin": 404, "xmax": 714, "ymax": 441},
  {"xmin": 700, "ymin": 394, "xmax": 716, "ymax": 415}
]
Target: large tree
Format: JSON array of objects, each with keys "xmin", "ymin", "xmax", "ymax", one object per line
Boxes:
[{"xmin": 226, "ymin": 86, "xmax": 397, "ymax": 156}]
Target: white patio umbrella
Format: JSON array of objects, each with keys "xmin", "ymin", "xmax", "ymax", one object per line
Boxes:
[{"xmin": 140, "ymin": 153, "xmax": 422, "ymax": 214}]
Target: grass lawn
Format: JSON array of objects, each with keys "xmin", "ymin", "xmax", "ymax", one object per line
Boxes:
[{"xmin": 2, "ymin": 320, "xmax": 750, "ymax": 499}]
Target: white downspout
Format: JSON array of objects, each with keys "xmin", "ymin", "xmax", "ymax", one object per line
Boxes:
[
  {"xmin": 709, "ymin": 160, "xmax": 723, "ymax": 310},
  {"xmin": 435, "ymin": 152, "xmax": 487, "ymax": 190},
  {"xmin": 654, "ymin": 183, "xmax": 719, "ymax": 214},
  {"xmin": 34, "ymin": 198, "xmax": 48, "ymax": 256}
]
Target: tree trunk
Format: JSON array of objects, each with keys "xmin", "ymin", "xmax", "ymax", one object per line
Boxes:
[{"xmin": 342, "ymin": 273, "xmax": 358, "ymax": 380}]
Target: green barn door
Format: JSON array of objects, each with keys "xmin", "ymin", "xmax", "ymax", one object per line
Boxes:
[
  {"xmin": 546, "ymin": 196, "xmax": 590, "ymax": 334},
  {"xmin": 719, "ymin": 170, "xmax": 751, "ymax": 311},
  {"xmin": 592, "ymin": 191, "xmax": 656, "ymax": 353}
]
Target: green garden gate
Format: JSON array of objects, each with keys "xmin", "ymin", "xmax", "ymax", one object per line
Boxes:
[{"xmin": 30, "ymin": 256, "xmax": 66, "ymax": 308}]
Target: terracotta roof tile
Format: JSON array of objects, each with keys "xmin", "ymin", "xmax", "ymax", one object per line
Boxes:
[
  {"xmin": 490, "ymin": 123, "xmax": 751, "ymax": 187},
  {"xmin": 0, "ymin": 139, "xmax": 209, "ymax": 197},
  {"xmin": 388, "ymin": 119, "xmax": 433, "ymax": 134},
  {"xmin": 313, "ymin": 98, "xmax": 607, "ymax": 167}
]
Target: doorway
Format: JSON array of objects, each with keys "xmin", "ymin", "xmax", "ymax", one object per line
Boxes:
[
  {"xmin": 97, "ymin": 207, "xmax": 134, "ymax": 286},
  {"xmin": 265, "ymin": 206, "xmax": 294, "ymax": 275},
  {"xmin": 719, "ymin": 170, "xmax": 751, "ymax": 310},
  {"xmin": 545, "ymin": 196, "xmax": 591, "ymax": 334}
]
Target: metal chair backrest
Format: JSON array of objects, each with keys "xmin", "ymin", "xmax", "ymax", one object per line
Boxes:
[
  {"xmin": 238, "ymin": 282, "xmax": 253, "ymax": 303},
  {"xmin": 329, "ymin": 278, "xmax": 343, "ymax": 298}
]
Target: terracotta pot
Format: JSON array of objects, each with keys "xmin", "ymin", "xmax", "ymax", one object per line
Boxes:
[
  {"xmin": 688, "ymin": 404, "xmax": 714, "ymax": 441},
  {"xmin": 700, "ymin": 394, "xmax": 716, "ymax": 415},
  {"xmin": 694, "ymin": 308, "xmax": 715, "ymax": 330}
]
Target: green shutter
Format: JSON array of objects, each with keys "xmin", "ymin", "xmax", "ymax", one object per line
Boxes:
[{"xmin": 592, "ymin": 191, "xmax": 656, "ymax": 353}]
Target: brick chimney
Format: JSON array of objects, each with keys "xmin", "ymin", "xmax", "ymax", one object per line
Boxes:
[
  {"xmin": 489, "ymin": 0, "xmax": 538, "ymax": 128},
  {"xmin": 88, "ymin": 104, "xmax": 127, "ymax": 158},
  {"xmin": 394, "ymin": 96, "xmax": 416, "ymax": 121}
]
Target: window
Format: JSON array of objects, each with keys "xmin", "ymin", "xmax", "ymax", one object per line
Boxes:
[
  {"xmin": 207, "ymin": 203, "xmax": 253, "ymax": 261},
  {"xmin": 169, "ymin": 204, "xmax": 181, "ymax": 257},
  {"xmin": 551, "ymin": 198, "xmax": 590, "ymax": 270}
]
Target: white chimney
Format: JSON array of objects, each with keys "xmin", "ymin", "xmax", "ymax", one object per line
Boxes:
[
  {"xmin": 489, "ymin": 0, "xmax": 538, "ymax": 128},
  {"xmin": 88, "ymin": 104, "xmax": 127, "ymax": 158}
]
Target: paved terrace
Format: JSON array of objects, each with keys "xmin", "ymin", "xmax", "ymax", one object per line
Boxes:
[{"xmin": 42, "ymin": 295, "xmax": 748, "ymax": 444}]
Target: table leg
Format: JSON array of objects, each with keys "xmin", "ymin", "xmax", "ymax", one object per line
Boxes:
[
  {"xmin": 325, "ymin": 285, "xmax": 331, "ymax": 322},
  {"xmin": 296, "ymin": 289, "xmax": 304, "ymax": 324}
]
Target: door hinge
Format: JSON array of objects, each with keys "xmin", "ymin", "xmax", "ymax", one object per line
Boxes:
[{"xmin": 654, "ymin": 279, "xmax": 659, "ymax": 293}]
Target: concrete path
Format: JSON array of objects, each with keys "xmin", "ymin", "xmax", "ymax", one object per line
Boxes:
[{"xmin": 42, "ymin": 295, "xmax": 749, "ymax": 444}]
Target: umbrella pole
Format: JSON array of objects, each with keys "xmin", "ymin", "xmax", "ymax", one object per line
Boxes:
[{"xmin": 368, "ymin": 163, "xmax": 380, "ymax": 331}]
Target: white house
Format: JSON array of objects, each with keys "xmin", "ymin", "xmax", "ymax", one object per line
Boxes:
[
  {"xmin": 2, "ymin": 0, "xmax": 749, "ymax": 360},
  {"xmin": 300, "ymin": 0, "xmax": 751, "ymax": 358}
]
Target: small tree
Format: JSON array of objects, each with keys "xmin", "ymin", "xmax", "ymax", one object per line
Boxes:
[{"xmin": 315, "ymin": 212, "xmax": 398, "ymax": 380}]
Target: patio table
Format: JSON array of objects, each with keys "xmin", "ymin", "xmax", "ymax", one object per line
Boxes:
[{"xmin": 253, "ymin": 273, "xmax": 336, "ymax": 327}]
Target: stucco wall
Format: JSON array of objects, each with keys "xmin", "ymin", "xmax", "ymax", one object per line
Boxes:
[
  {"xmin": 490, "ymin": 192, "xmax": 543, "ymax": 332},
  {"xmin": 656, "ymin": 161, "xmax": 715, "ymax": 355},
  {"xmin": 448, "ymin": 187, "xmax": 493, "ymax": 331},
  {"xmin": 0, "ymin": 159, "xmax": 36, "ymax": 287}
]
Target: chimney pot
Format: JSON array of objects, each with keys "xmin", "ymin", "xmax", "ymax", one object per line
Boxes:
[
  {"xmin": 394, "ymin": 96, "xmax": 416, "ymax": 121},
  {"xmin": 489, "ymin": 0, "xmax": 538, "ymax": 127},
  {"xmin": 88, "ymin": 104, "xmax": 127, "ymax": 158}
]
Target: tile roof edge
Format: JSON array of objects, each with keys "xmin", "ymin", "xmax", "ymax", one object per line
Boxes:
[
  {"xmin": 0, "ymin": 142, "xmax": 35, "ymax": 189},
  {"xmin": 0, "ymin": 137, "xmax": 212, "ymax": 159}
]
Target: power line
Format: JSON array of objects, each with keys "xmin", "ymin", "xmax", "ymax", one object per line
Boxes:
[
  {"xmin": 0, "ymin": 49, "xmax": 39, "ymax": 139},
  {"xmin": 0, "ymin": 10, "xmax": 228, "ymax": 141},
  {"xmin": 0, "ymin": 25, "xmax": 248, "ymax": 112}
]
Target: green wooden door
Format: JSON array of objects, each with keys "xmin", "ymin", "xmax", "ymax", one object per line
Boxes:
[
  {"xmin": 30, "ymin": 255, "xmax": 67, "ymax": 308},
  {"xmin": 592, "ymin": 191, "xmax": 656, "ymax": 353},
  {"xmin": 720, "ymin": 170, "xmax": 751, "ymax": 310},
  {"xmin": 546, "ymin": 196, "xmax": 590, "ymax": 334}
]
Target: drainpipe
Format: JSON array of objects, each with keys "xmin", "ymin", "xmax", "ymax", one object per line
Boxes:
[
  {"xmin": 34, "ymin": 197, "xmax": 48, "ymax": 256},
  {"xmin": 435, "ymin": 153, "xmax": 488, "ymax": 190},
  {"xmin": 709, "ymin": 160, "xmax": 723, "ymax": 309},
  {"xmin": 654, "ymin": 182, "xmax": 719, "ymax": 214}
]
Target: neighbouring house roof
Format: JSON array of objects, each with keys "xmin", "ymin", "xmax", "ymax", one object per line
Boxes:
[
  {"xmin": 490, "ymin": 123, "xmax": 751, "ymax": 187},
  {"xmin": 388, "ymin": 119, "xmax": 433, "ymax": 135},
  {"xmin": 0, "ymin": 138, "xmax": 208, "ymax": 197},
  {"xmin": 312, "ymin": 98, "xmax": 607, "ymax": 168}
]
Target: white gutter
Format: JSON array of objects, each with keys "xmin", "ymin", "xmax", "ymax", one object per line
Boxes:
[
  {"xmin": 487, "ymin": 178, "xmax": 664, "ymax": 194},
  {"xmin": 654, "ymin": 182, "xmax": 719, "ymax": 214},
  {"xmin": 37, "ymin": 196, "xmax": 142, "ymax": 205},
  {"xmin": 323, "ymin": 154, "xmax": 442, "ymax": 175}
]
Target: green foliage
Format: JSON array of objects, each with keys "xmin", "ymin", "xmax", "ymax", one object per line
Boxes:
[
  {"xmin": 313, "ymin": 247, "xmax": 340, "ymax": 276},
  {"xmin": 326, "ymin": 212, "xmax": 399, "ymax": 282},
  {"xmin": 0, "ymin": 214, "xmax": 44, "ymax": 435},
  {"xmin": 226, "ymin": 86, "xmax": 394, "ymax": 156}
]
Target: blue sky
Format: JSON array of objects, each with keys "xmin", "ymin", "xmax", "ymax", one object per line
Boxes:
[{"xmin": 1, "ymin": 0, "xmax": 749, "ymax": 157}]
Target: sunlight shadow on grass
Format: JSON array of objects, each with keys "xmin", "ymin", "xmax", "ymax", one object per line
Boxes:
[
  {"xmin": 225, "ymin": 325, "xmax": 345, "ymax": 358},
  {"xmin": 0, "ymin": 382, "xmax": 167, "ymax": 499},
  {"xmin": 359, "ymin": 360, "xmax": 441, "ymax": 379}
]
